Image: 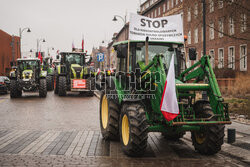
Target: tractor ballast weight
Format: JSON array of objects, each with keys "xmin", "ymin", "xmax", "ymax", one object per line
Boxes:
[
  {"xmin": 9, "ymin": 58, "xmax": 47, "ymax": 98},
  {"xmin": 99, "ymin": 40, "xmax": 231, "ymax": 156},
  {"xmin": 54, "ymin": 52, "xmax": 95, "ymax": 96}
]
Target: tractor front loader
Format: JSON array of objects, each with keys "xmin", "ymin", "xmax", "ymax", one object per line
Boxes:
[{"xmin": 99, "ymin": 40, "xmax": 231, "ymax": 157}]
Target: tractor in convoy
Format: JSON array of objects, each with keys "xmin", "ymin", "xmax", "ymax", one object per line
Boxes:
[
  {"xmin": 9, "ymin": 58, "xmax": 47, "ymax": 98},
  {"xmin": 98, "ymin": 39, "xmax": 231, "ymax": 156},
  {"xmin": 43, "ymin": 57, "xmax": 54, "ymax": 91},
  {"xmin": 54, "ymin": 52, "xmax": 95, "ymax": 96}
]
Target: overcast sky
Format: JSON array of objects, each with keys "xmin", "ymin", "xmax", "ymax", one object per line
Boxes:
[{"xmin": 0, "ymin": 0, "xmax": 142, "ymax": 57}]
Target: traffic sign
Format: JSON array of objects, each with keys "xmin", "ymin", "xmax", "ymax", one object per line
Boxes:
[{"xmin": 97, "ymin": 53, "xmax": 104, "ymax": 62}]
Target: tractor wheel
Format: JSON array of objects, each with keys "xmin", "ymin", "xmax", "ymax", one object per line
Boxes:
[
  {"xmin": 54, "ymin": 75, "xmax": 59, "ymax": 94},
  {"xmin": 39, "ymin": 78, "xmax": 47, "ymax": 98},
  {"xmin": 58, "ymin": 76, "xmax": 67, "ymax": 96},
  {"xmin": 162, "ymin": 131, "xmax": 186, "ymax": 140},
  {"xmin": 10, "ymin": 80, "xmax": 19, "ymax": 98},
  {"xmin": 100, "ymin": 91, "xmax": 120, "ymax": 140},
  {"xmin": 119, "ymin": 103, "xmax": 148, "ymax": 157},
  {"xmin": 46, "ymin": 75, "xmax": 54, "ymax": 91},
  {"xmin": 191, "ymin": 104, "xmax": 225, "ymax": 155}
]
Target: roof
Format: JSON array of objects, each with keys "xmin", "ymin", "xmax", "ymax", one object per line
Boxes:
[
  {"xmin": 113, "ymin": 40, "xmax": 183, "ymax": 46},
  {"xmin": 17, "ymin": 58, "xmax": 40, "ymax": 61}
]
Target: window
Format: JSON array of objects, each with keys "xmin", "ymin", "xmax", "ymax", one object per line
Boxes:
[
  {"xmin": 180, "ymin": 0, "xmax": 182, "ymax": 2},
  {"xmin": 194, "ymin": 3, "xmax": 198, "ymax": 18},
  {"xmin": 209, "ymin": 0, "xmax": 214, "ymax": 13},
  {"xmin": 218, "ymin": 0, "xmax": 223, "ymax": 9},
  {"xmin": 228, "ymin": 46, "xmax": 235, "ymax": 69},
  {"xmin": 209, "ymin": 49, "xmax": 215, "ymax": 68},
  {"xmin": 229, "ymin": 16, "xmax": 234, "ymax": 35},
  {"xmin": 218, "ymin": 19, "xmax": 224, "ymax": 38},
  {"xmin": 163, "ymin": 4, "xmax": 166, "ymax": 13},
  {"xmin": 187, "ymin": 7, "xmax": 191, "ymax": 22},
  {"xmin": 167, "ymin": 0, "xmax": 170, "ymax": 10},
  {"xmin": 209, "ymin": 22, "xmax": 214, "ymax": 40},
  {"xmin": 240, "ymin": 45, "xmax": 247, "ymax": 71},
  {"xmin": 218, "ymin": 48, "xmax": 224, "ymax": 68},
  {"xmin": 158, "ymin": 7, "xmax": 161, "ymax": 16},
  {"xmin": 194, "ymin": 28, "xmax": 198, "ymax": 43},
  {"xmin": 172, "ymin": 0, "xmax": 174, "ymax": 8},
  {"xmin": 155, "ymin": 9, "xmax": 157, "ymax": 17},
  {"xmin": 241, "ymin": 13, "xmax": 247, "ymax": 32},
  {"xmin": 151, "ymin": 12, "xmax": 153, "ymax": 18},
  {"xmin": 176, "ymin": 0, "xmax": 178, "ymax": 5},
  {"xmin": 188, "ymin": 31, "xmax": 191, "ymax": 44}
]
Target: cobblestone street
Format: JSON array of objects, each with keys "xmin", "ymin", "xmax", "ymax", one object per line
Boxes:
[{"xmin": 0, "ymin": 92, "xmax": 249, "ymax": 166}]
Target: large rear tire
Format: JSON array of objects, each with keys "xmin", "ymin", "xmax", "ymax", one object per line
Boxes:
[
  {"xmin": 10, "ymin": 80, "xmax": 20, "ymax": 98},
  {"xmin": 58, "ymin": 76, "xmax": 67, "ymax": 96},
  {"xmin": 191, "ymin": 103, "xmax": 225, "ymax": 155},
  {"xmin": 100, "ymin": 90, "xmax": 120, "ymax": 140},
  {"xmin": 39, "ymin": 78, "xmax": 47, "ymax": 98},
  {"xmin": 119, "ymin": 103, "xmax": 148, "ymax": 157},
  {"xmin": 87, "ymin": 77, "xmax": 95, "ymax": 96},
  {"xmin": 46, "ymin": 75, "xmax": 54, "ymax": 91}
]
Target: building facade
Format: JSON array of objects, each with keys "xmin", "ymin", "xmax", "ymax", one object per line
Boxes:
[
  {"xmin": 0, "ymin": 29, "xmax": 20, "ymax": 76},
  {"xmin": 140, "ymin": 0, "xmax": 249, "ymax": 77}
]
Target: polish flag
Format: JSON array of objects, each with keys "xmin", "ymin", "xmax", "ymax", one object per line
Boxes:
[
  {"xmin": 82, "ymin": 35, "xmax": 84, "ymax": 52},
  {"xmin": 160, "ymin": 55, "xmax": 179, "ymax": 121}
]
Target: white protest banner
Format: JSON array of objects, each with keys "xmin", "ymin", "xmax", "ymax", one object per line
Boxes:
[{"xmin": 129, "ymin": 13, "xmax": 184, "ymax": 43}]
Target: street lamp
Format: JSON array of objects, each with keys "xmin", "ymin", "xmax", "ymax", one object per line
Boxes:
[
  {"xmin": 37, "ymin": 38, "xmax": 46, "ymax": 52},
  {"xmin": 112, "ymin": 15, "xmax": 126, "ymax": 25},
  {"xmin": 19, "ymin": 27, "xmax": 31, "ymax": 58}
]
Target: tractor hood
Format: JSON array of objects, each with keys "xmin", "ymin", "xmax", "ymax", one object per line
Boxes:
[{"xmin": 71, "ymin": 64, "xmax": 83, "ymax": 79}]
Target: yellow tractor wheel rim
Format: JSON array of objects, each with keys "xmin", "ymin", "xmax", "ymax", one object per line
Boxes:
[
  {"xmin": 194, "ymin": 132, "xmax": 206, "ymax": 144},
  {"xmin": 122, "ymin": 114, "xmax": 129, "ymax": 146},
  {"xmin": 101, "ymin": 95, "xmax": 108, "ymax": 129}
]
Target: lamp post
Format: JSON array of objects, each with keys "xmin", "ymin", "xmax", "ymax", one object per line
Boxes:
[
  {"xmin": 47, "ymin": 47, "xmax": 54, "ymax": 58},
  {"xmin": 112, "ymin": 15, "xmax": 126, "ymax": 25},
  {"xmin": 37, "ymin": 38, "xmax": 46, "ymax": 52},
  {"xmin": 19, "ymin": 27, "xmax": 31, "ymax": 58}
]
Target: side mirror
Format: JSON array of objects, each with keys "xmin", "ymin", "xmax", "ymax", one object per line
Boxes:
[
  {"xmin": 56, "ymin": 55, "xmax": 59, "ymax": 59},
  {"xmin": 189, "ymin": 48, "xmax": 197, "ymax": 61}
]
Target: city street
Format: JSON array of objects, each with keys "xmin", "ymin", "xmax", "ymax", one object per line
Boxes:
[{"xmin": 0, "ymin": 92, "xmax": 249, "ymax": 166}]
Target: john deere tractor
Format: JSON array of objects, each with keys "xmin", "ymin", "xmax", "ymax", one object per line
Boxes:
[
  {"xmin": 43, "ymin": 57, "xmax": 54, "ymax": 91},
  {"xmin": 9, "ymin": 58, "xmax": 47, "ymax": 98},
  {"xmin": 99, "ymin": 40, "xmax": 231, "ymax": 156},
  {"xmin": 54, "ymin": 52, "xmax": 95, "ymax": 96}
]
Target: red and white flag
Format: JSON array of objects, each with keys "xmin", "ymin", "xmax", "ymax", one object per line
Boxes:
[
  {"xmin": 38, "ymin": 52, "xmax": 43, "ymax": 63},
  {"xmin": 82, "ymin": 35, "xmax": 84, "ymax": 52},
  {"xmin": 160, "ymin": 55, "xmax": 179, "ymax": 121}
]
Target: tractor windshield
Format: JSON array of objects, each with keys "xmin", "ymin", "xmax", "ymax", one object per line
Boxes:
[
  {"xmin": 135, "ymin": 43, "xmax": 177, "ymax": 70},
  {"xmin": 18, "ymin": 60, "xmax": 38, "ymax": 71},
  {"xmin": 65, "ymin": 54, "xmax": 84, "ymax": 65}
]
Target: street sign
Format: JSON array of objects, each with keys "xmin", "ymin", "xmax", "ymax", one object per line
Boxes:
[{"xmin": 97, "ymin": 53, "xmax": 104, "ymax": 62}]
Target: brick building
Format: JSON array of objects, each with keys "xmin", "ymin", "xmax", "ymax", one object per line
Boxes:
[
  {"xmin": 0, "ymin": 29, "xmax": 20, "ymax": 76},
  {"xmin": 139, "ymin": 0, "xmax": 250, "ymax": 77}
]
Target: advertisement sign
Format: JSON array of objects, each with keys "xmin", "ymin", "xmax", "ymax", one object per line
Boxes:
[
  {"xmin": 72, "ymin": 79, "xmax": 86, "ymax": 89},
  {"xmin": 129, "ymin": 13, "xmax": 184, "ymax": 43}
]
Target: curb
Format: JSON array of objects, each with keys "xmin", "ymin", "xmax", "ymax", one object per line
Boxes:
[{"xmin": 94, "ymin": 92, "xmax": 100, "ymax": 99}]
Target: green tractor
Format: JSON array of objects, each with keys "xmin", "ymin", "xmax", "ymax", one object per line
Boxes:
[
  {"xmin": 54, "ymin": 52, "xmax": 95, "ymax": 96},
  {"xmin": 99, "ymin": 40, "xmax": 231, "ymax": 156},
  {"xmin": 9, "ymin": 58, "xmax": 47, "ymax": 98},
  {"xmin": 43, "ymin": 57, "xmax": 54, "ymax": 91}
]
